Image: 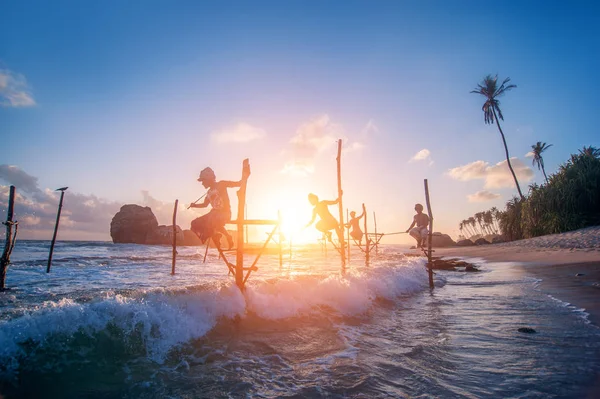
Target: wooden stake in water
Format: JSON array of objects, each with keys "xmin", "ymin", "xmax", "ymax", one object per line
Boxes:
[
  {"xmin": 363, "ymin": 203, "xmax": 369, "ymax": 265},
  {"xmin": 171, "ymin": 199, "xmax": 178, "ymax": 275},
  {"xmin": 1, "ymin": 186, "xmax": 17, "ymax": 291},
  {"xmin": 346, "ymin": 208, "xmax": 350, "ymax": 262},
  {"xmin": 47, "ymin": 187, "xmax": 68, "ymax": 273},
  {"xmin": 336, "ymin": 139, "xmax": 346, "ymax": 273},
  {"xmin": 424, "ymin": 179, "xmax": 434, "ymax": 289},
  {"xmin": 236, "ymin": 159, "xmax": 250, "ymax": 290}
]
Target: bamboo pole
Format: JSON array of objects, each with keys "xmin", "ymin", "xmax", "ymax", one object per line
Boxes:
[
  {"xmin": 203, "ymin": 241, "xmax": 210, "ymax": 263},
  {"xmin": 346, "ymin": 208, "xmax": 350, "ymax": 262},
  {"xmin": 171, "ymin": 199, "xmax": 178, "ymax": 275},
  {"xmin": 374, "ymin": 211, "xmax": 378, "ymax": 255},
  {"xmin": 235, "ymin": 159, "xmax": 250, "ymax": 290},
  {"xmin": 336, "ymin": 139, "xmax": 346, "ymax": 273},
  {"xmin": 363, "ymin": 203, "xmax": 369, "ymax": 265},
  {"xmin": 47, "ymin": 187, "xmax": 68, "ymax": 273},
  {"xmin": 424, "ymin": 179, "xmax": 434, "ymax": 289},
  {"xmin": 1, "ymin": 186, "xmax": 16, "ymax": 291}
]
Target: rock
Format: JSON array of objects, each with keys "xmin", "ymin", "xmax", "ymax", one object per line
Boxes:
[
  {"xmin": 110, "ymin": 205, "xmax": 159, "ymax": 244},
  {"xmin": 474, "ymin": 238, "xmax": 490, "ymax": 245},
  {"xmin": 431, "ymin": 232, "xmax": 456, "ymax": 248},
  {"xmin": 182, "ymin": 229, "xmax": 202, "ymax": 246},
  {"xmin": 518, "ymin": 327, "xmax": 536, "ymax": 334},
  {"xmin": 575, "ymin": 273, "xmax": 585, "ymax": 277},
  {"xmin": 457, "ymin": 239, "xmax": 475, "ymax": 246},
  {"xmin": 146, "ymin": 225, "xmax": 185, "ymax": 245}
]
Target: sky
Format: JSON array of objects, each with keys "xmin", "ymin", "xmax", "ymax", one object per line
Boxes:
[{"xmin": 1, "ymin": 0, "xmax": 599, "ymax": 244}]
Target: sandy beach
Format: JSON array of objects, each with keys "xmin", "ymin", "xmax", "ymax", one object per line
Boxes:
[{"xmin": 435, "ymin": 226, "xmax": 600, "ymax": 326}]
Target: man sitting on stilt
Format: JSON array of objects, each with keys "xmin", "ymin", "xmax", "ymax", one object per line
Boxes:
[
  {"xmin": 189, "ymin": 166, "xmax": 249, "ymax": 249},
  {"xmin": 405, "ymin": 203, "xmax": 430, "ymax": 249},
  {"xmin": 305, "ymin": 193, "xmax": 342, "ymax": 244},
  {"xmin": 345, "ymin": 208, "xmax": 365, "ymax": 245}
]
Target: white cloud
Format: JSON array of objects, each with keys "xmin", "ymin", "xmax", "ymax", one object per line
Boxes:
[
  {"xmin": 211, "ymin": 122, "xmax": 266, "ymax": 144},
  {"xmin": 0, "ymin": 69, "xmax": 35, "ymax": 107},
  {"xmin": 281, "ymin": 114, "xmax": 341, "ymax": 176},
  {"xmin": 447, "ymin": 158, "xmax": 534, "ymax": 189},
  {"xmin": 525, "ymin": 151, "xmax": 534, "ymax": 158},
  {"xmin": 409, "ymin": 149, "xmax": 433, "ymax": 165},
  {"xmin": 467, "ymin": 190, "xmax": 501, "ymax": 202},
  {"xmin": 361, "ymin": 119, "xmax": 379, "ymax": 137}
]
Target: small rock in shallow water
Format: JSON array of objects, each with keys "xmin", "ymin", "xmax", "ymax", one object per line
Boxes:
[
  {"xmin": 518, "ymin": 327, "xmax": 536, "ymax": 334},
  {"xmin": 575, "ymin": 273, "xmax": 585, "ymax": 276}
]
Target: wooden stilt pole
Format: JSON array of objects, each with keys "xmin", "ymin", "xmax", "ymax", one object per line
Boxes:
[
  {"xmin": 1, "ymin": 186, "xmax": 17, "ymax": 291},
  {"xmin": 203, "ymin": 241, "xmax": 210, "ymax": 263},
  {"xmin": 47, "ymin": 187, "xmax": 68, "ymax": 273},
  {"xmin": 374, "ymin": 211, "xmax": 378, "ymax": 255},
  {"xmin": 245, "ymin": 203, "xmax": 249, "ymax": 244},
  {"xmin": 278, "ymin": 210, "xmax": 283, "ymax": 269},
  {"xmin": 363, "ymin": 203, "xmax": 369, "ymax": 265},
  {"xmin": 424, "ymin": 179, "xmax": 434, "ymax": 289},
  {"xmin": 171, "ymin": 199, "xmax": 178, "ymax": 275},
  {"xmin": 236, "ymin": 159, "xmax": 250, "ymax": 291},
  {"xmin": 346, "ymin": 208, "xmax": 350, "ymax": 263},
  {"xmin": 336, "ymin": 139, "xmax": 346, "ymax": 273}
]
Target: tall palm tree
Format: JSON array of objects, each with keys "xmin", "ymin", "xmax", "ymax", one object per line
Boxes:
[
  {"xmin": 531, "ymin": 141, "xmax": 553, "ymax": 184},
  {"xmin": 471, "ymin": 75, "xmax": 524, "ymax": 200}
]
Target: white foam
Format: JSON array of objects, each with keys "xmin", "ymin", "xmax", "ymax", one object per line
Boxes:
[{"xmin": 246, "ymin": 257, "xmax": 429, "ymax": 319}]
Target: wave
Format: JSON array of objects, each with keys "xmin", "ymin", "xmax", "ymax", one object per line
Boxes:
[{"xmin": 0, "ymin": 257, "xmax": 430, "ymax": 380}]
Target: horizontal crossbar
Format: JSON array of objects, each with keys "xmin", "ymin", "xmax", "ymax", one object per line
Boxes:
[{"xmin": 227, "ymin": 219, "xmax": 279, "ymax": 225}]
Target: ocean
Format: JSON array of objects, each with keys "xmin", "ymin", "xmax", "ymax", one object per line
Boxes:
[{"xmin": 1, "ymin": 240, "xmax": 599, "ymax": 398}]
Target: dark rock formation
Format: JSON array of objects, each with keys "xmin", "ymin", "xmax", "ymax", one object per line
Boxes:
[
  {"xmin": 456, "ymin": 239, "xmax": 475, "ymax": 246},
  {"xmin": 431, "ymin": 232, "xmax": 456, "ymax": 247},
  {"xmin": 474, "ymin": 237, "xmax": 490, "ymax": 245},
  {"xmin": 110, "ymin": 205, "xmax": 159, "ymax": 244},
  {"xmin": 146, "ymin": 225, "xmax": 185, "ymax": 245},
  {"xmin": 518, "ymin": 327, "xmax": 536, "ymax": 334}
]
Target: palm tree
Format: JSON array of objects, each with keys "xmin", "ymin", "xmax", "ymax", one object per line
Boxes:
[
  {"xmin": 531, "ymin": 141, "xmax": 553, "ymax": 184},
  {"xmin": 472, "ymin": 75, "xmax": 524, "ymax": 200}
]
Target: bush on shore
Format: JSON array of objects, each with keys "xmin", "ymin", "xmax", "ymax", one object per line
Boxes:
[{"xmin": 498, "ymin": 147, "xmax": 600, "ymax": 240}]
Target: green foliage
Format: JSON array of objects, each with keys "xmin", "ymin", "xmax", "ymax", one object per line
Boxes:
[{"xmin": 496, "ymin": 147, "xmax": 600, "ymax": 240}]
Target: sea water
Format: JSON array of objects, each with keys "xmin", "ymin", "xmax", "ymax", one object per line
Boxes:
[{"xmin": 1, "ymin": 240, "xmax": 599, "ymax": 398}]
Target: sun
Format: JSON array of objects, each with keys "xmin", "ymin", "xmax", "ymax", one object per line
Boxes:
[{"xmin": 280, "ymin": 208, "xmax": 318, "ymax": 245}]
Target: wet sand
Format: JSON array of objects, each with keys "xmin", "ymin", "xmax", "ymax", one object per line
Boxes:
[{"xmin": 434, "ymin": 245, "xmax": 600, "ymax": 327}]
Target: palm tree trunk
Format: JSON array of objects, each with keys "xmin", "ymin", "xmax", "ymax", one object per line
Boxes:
[
  {"xmin": 492, "ymin": 108, "xmax": 525, "ymax": 200},
  {"xmin": 541, "ymin": 159, "xmax": 549, "ymax": 184}
]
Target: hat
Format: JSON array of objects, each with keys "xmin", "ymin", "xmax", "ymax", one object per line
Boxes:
[{"xmin": 198, "ymin": 167, "xmax": 216, "ymax": 182}]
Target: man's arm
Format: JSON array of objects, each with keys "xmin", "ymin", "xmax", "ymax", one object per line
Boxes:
[
  {"xmin": 406, "ymin": 217, "xmax": 416, "ymax": 233},
  {"xmin": 220, "ymin": 180, "xmax": 242, "ymax": 188},
  {"xmin": 191, "ymin": 196, "xmax": 210, "ymax": 209},
  {"xmin": 305, "ymin": 208, "xmax": 317, "ymax": 227},
  {"xmin": 322, "ymin": 197, "xmax": 339, "ymax": 206}
]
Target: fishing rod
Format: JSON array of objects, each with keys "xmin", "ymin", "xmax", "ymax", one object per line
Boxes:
[{"xmin": 187, "ymin": 191, "xmax": 208, "ymax": 209}]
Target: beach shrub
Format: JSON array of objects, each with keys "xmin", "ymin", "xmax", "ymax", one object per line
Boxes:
[{"xmin": 497, "ymin": 146, "xmax": 600, "ymax": 240}]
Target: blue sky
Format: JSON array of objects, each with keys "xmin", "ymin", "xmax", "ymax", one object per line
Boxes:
[{"xmin": 1, "ymin": 1, "xmax": 599, "ymax": 242}]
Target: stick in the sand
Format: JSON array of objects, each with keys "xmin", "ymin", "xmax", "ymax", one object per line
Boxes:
[
  {"xmin": 336, "ymin": 139, "xmax": 346, "ymax": 273},
  {"xmin": 1, "ymin": 186, "xmax": 17, "ymax": 291},
  {"xmin": 171, "ymin": 199, "xmax": 178, "ymax": 275},
  {"xmin": 424, "ymin": 179, "xmax": 434, "ymax": 289},
  {"xmin": 47, "ymin": 187, "xmax": 68, "ymax": 273},
  {"xmin": 363, "ymin": 203, "xmax": 369, "ymax": 266}
]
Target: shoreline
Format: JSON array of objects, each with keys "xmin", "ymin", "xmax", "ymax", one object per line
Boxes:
[{"xmin": 434, "ymin": 244, "xmax": 600, "ymax": 327}]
